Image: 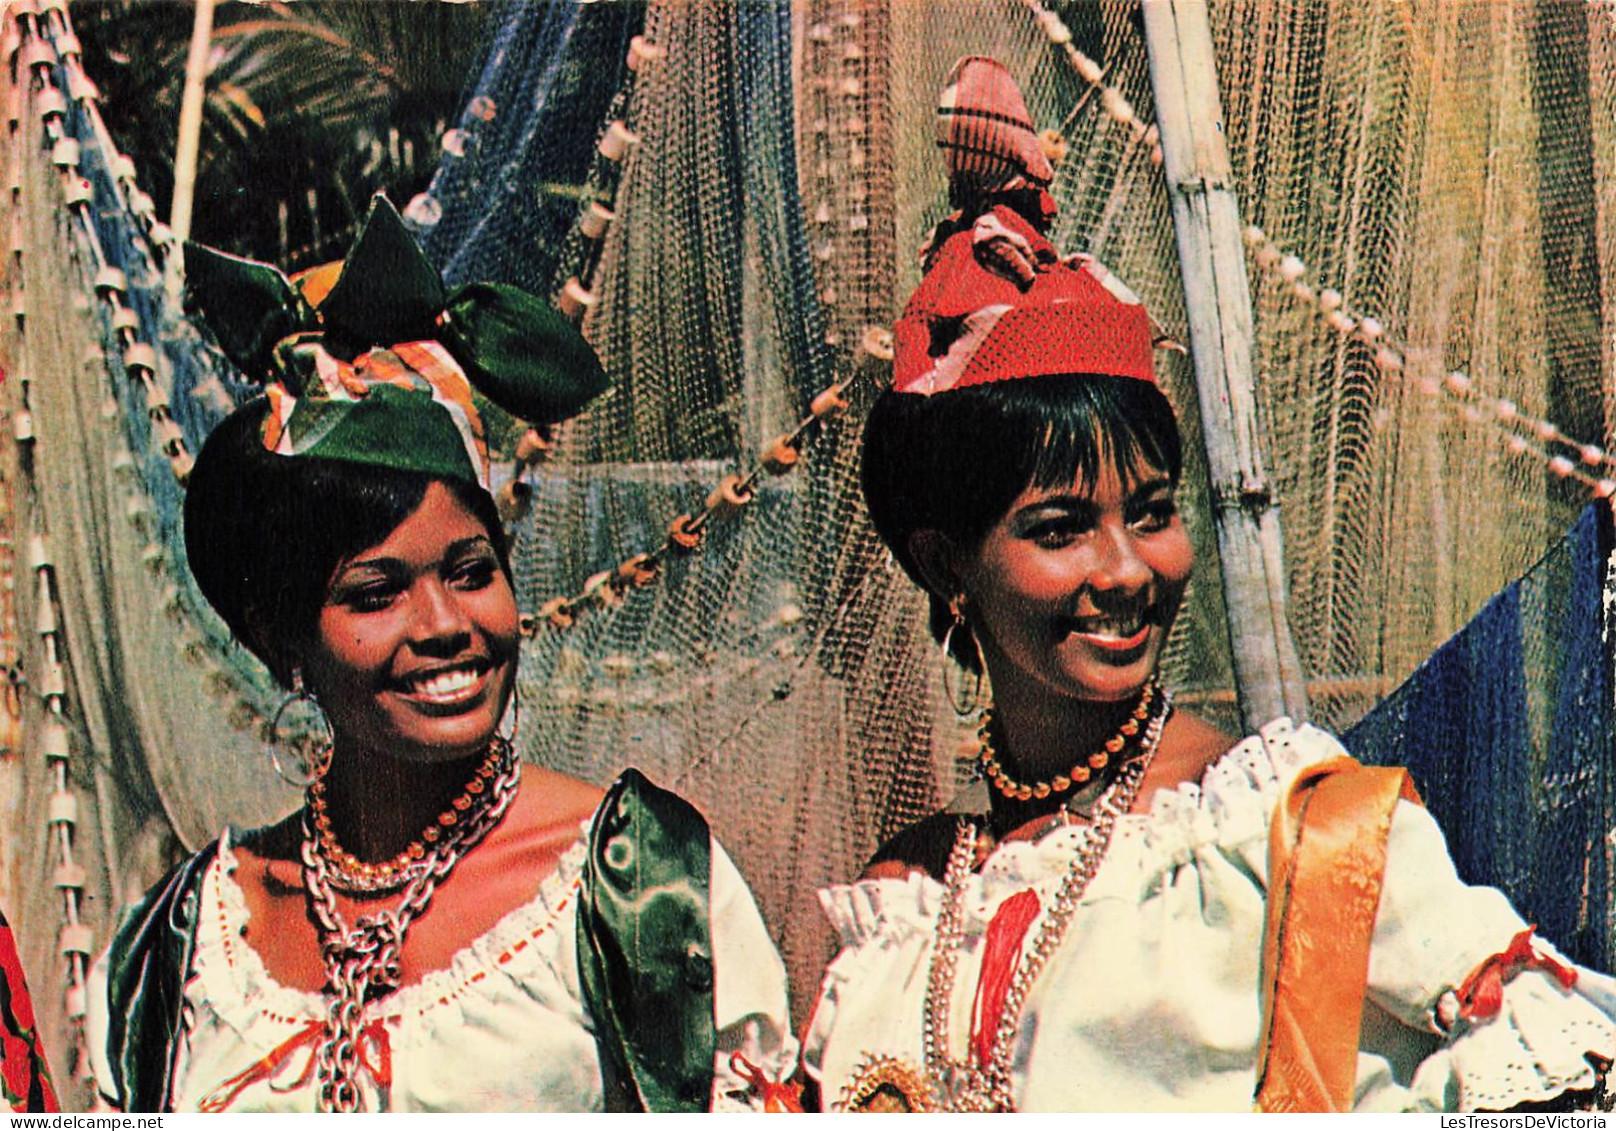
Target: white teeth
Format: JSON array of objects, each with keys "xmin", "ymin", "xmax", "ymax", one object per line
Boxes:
[
  {"xmin": 412, "ymin": 668, "xmax": 479, "ymax": 699},
  {"xmin": 1073, "ymin": 616, "xmax": 1144, "ymax": 639}
]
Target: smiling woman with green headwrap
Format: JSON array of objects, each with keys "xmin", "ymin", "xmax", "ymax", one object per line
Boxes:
[{"xmin": 83, "ymin": 198, "xmax": 797, "ymax": 1114}]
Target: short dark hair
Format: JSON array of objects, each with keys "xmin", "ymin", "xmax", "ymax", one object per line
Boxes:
[
  {"xmin": 860, "ymin": 373, "xmax": 1183, "ymax": 666},
  {"xmin": 183, "ymin": 399, "xmax": 509, "ymax": 685}
]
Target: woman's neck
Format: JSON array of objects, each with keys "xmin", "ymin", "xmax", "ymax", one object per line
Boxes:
[
  {"xmin": 981, "ymin": 679, "xmax": 1146, "ymax": 833},
  {"xmin": 318, "ymin": 741, "xmax": 493, "ymax": 864}
]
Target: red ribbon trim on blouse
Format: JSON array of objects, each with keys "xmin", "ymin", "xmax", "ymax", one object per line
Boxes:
[
  {"xmin": 729, "ymin": 1052, "xmax": 805, "ymax": 1112},
  {"xmin": 198, "ymin": 1018, "xmax": 392, "ymax": 1112},
  {"xmin": 1456, "ymin": 926, "xmax": 1578, "ymax": 1023},
  {"xmin": 969, "ymin": 888, "xmax": 1042, "ymax": 1069}
]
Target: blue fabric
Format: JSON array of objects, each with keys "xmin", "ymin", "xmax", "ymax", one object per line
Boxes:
[{"xmin": 1345, "ymin": 502, "xmax": 1613, "ymax": 969}]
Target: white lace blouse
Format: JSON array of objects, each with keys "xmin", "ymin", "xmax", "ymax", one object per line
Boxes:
[
  {"xmin": 804, "ymin": 719, "xmax": 1616, "ymax": 1112},
  {"xmin": 89, "ymin": 822, "xmax": 796, "ymax": 1113}
]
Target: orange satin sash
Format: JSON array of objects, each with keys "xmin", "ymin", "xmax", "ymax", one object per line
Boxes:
[{"xmin": 1254, "ymin": 756, "xmax": 1422, "ymax": 1112}]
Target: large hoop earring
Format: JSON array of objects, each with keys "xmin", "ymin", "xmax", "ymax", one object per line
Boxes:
[
  {"xmin": 499, "ymin": 676, "xmax": 522, "ymax": 746},
  {"xmin": 940, "ymin": 598, "xmax": 985, "ymax": 718},
  {"xmin": 268, "ymin": 667, "xmax": 333, "ymax": 788}
]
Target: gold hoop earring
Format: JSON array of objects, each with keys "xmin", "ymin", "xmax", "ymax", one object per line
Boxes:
[
  {"xmin": 268, "ymin": 667, "xmax": 333, "ymax": 788},
  {"xmin": 940, "ymin": 598, "xmax": 985, "ymax": 718}
]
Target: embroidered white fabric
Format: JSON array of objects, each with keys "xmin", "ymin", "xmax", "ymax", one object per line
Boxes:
[
  {"xmin": 87, "ymin": 819, "xmax": 797, "ymax": 1113},
  {"xmin": 803, "ymin": 719, "xmax": 1616, "ymax": 1112}
]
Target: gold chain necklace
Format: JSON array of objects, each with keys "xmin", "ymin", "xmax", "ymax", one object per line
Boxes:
[
  {"xmin": 924, "ymin": 692, "xmax": 1171, "ymax": 1112},
  {"xmin": 977, "ymin": 678, "xmax": 1159, "ymax": 801},
  {"xmin": 307, "ymin": 738, "xmax": 508, "ymax": 894}
]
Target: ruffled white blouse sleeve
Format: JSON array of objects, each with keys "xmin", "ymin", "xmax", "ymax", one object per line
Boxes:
[{"xmin": 804, "ymin": 718, "xmax": 1616, "ymax": 1112}]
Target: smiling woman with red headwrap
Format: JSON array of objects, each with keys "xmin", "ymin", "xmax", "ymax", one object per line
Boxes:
[
  {"xmin": 82, "ymin": 198, "xmax": 795, "ymax": 1113},
  {"xmin": 801, "ymin": 57, "xmax": 1616, "ymax": 1114}
]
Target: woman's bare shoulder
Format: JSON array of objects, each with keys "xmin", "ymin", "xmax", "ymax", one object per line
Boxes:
[
  {"xmin": 1147, "ymin": 709, "xmax": 1241, "ymax": 797},
  {"xmin": 491, "ymin": 767, "xmax": 606, "ymax": 856}
]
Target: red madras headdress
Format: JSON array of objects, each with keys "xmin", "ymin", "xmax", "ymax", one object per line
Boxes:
[{"xmin": 894, "ymin": 57, "xmax": 1157, "ymax": 396}]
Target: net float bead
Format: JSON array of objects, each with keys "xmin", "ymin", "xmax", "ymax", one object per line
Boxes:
[
  {"xmin": 495, "ymin": 479, "xmax": 531, "ymax": 525},
  {"xmin": 579, "ymin": 201, "xmax": 614, "ymax": 241},
  {"xmin": 1071, "ymin": 50, "xmax": 1103, "ymax": 85},
  {"xmin": 23, "ymin": 48, "xmax": 59, "ymax": 88},
  {"xmin": 583, "ymin": 569, "xmax": 623, "ymax": 608},
  {"xmin": 626, "ymin": 35, "xmax": 664, "ymax": 71},
  {"xmin": 667, "ymin": 513, "xmax": 703, "ymax": 551},
  {"xmin": 810, "ymin": 384, "xmax": 848, "ymax": 419},
  {"xmin": 761, "ymin": 435, "xmax": 800, "ymax": 474},
  {"xmin": 705, "ymin": 474, "xmax": 753, "ymax": 516},
  {"xmin": 1579, "ymin": 444, "xmax": 1604, "ymax": 466},
  {"xmin": 67, "ymin": 70, "xmax": 98, "ymax": 106},
  {"xmin": 123, "ymin": 341, "xmax": 157, "ymax": 376},
  {"xmin": 615, "ymin": 553, "xmax": 658, "ymax": 588},
  {"xmin": 538, "ymin": 596, "xmax": 575, "ymax": 630},
  {"xmin": 598, "ymin": 120, "xmax": 639, "ymax": 163},
  {"xmin": 557, "ymin": 278, "xmax": 595, "ymax": 322},
  {"xmin": 514, "ymin": 427, "xmax": 551, "ymax": 465}
]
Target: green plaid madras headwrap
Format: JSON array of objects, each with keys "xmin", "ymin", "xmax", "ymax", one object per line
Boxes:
[{"xmin": 185, "ymin": 195, "xmax": 608, "ymax": 490}]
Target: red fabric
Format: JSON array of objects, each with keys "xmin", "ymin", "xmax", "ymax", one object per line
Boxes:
[
  {"xmin": 969, "ymin": 889, "xmax": 1043, "ymax": 1068},
  {"xmin": 729, "ymin": 1052, "xmax": 805, "ymax": 1112},
  {"xmin": 1456, "ymin": 926, "xmax": 1578, "ymax": 1023},
  {"xmin": 198, "ymin": 1018, "xmax": 392, "ymax": 1112},
  {"xmin": 937, "ymin": 57, "xmax": 1053, "ymax": 195},
  {"xmin": 0, "ymin": 921, "xmax": 57, "ymax": 1112},
  {"xmin": 893, "ymin": 206, "xmax": 1156, "ymax": 395}
]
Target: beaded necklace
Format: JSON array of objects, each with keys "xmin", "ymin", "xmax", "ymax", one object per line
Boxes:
[
  {"xmin": 299, "ymin": 737, "xmax": 520, "ymax": 1112},
  {"xmin": 306, "ymin": 738, "xmax": 509, "ymax": 894},
  {"xmin": 923, "ymin": 691, "xmax": 1171, "ymax": 1112},
  {"xmin": 977, "ymin": 678, "xmax": 1159, "ymax": 801}
]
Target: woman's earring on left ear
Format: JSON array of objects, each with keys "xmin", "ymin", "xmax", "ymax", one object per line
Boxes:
[
  {"xmin": 267, "ymin": 666, "xmax": 334, "ymax": 788},
  {"xmin": 499, "ymin": 676, "xmax": 522, "ymax": 748},
  {"xmin": 940, "ymin": 596, "xmax": 986, "ymax": 718}
]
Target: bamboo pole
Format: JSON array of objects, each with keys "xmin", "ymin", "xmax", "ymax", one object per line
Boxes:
[
  {"xmin": 169, "ymin": 0, "xmax": 216, "ymax": 244},
  {"xmin": 1142, "ymin": 0, "xmax": 1310, "ymax": 730}
]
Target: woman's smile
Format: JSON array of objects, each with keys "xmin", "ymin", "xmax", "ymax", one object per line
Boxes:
[
  {"xmin": 393, "ymin": 659, "xmax": 495, "ymax": 710},
  {"xmin": 955, "ymin": 458, "xmax": 1193, "ymax": 705},
  {"xmin": 305, "ymin": 481, "xmax": 521, "ymax": 764}
]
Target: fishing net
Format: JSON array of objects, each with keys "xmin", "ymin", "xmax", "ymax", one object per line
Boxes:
[{"xmin": 0, "ymin": 0, "xmax": 1612, "ymax": 1109}]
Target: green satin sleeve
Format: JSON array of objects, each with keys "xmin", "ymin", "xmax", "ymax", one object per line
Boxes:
[
  {"xmin": 577, "ymin": 768, "xmax": 717, "ymax": 1112},
  {"xmin": 102, "ymin": 843, "xmax": 217, "ymax": 1113}
]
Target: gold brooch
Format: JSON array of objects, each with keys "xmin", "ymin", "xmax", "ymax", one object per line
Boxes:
[{"xmin": 837, "ymin": 1054, "xmax": 936, "ymax": 1113}]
